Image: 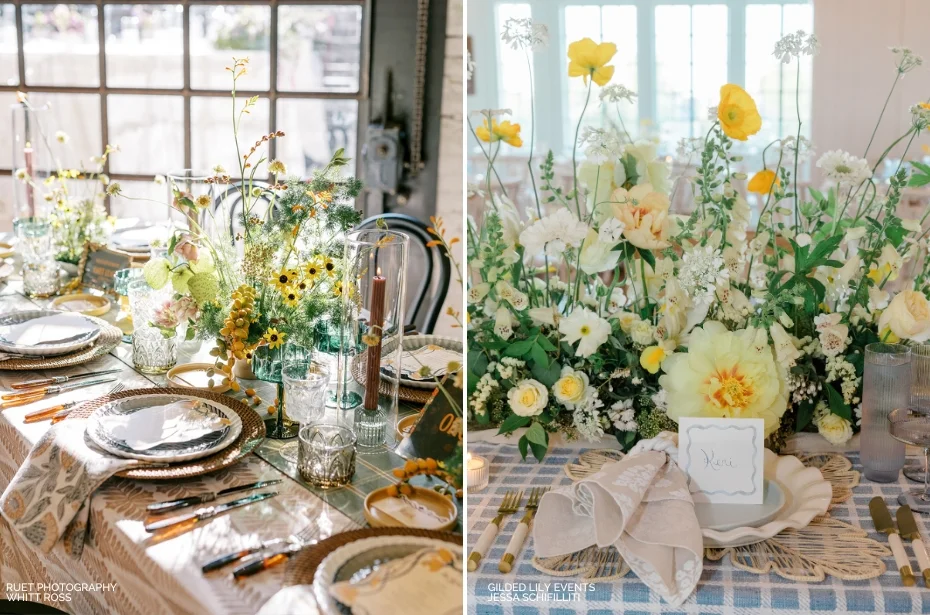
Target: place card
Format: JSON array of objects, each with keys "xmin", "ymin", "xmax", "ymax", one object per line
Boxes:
[{"xmin": 678, "ymin": 417, "xmax": 764, "ymax": 504}]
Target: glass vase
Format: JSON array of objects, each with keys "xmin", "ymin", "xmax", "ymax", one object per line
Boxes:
[
  {"xmin": 337, "ymin": 230, "xmax": 408, "ymax": 450},
  {"xmin": 252, "ymin": 343, "xmax": 313, "ymax": 440},
  {"xmin": 862, "ymin": 343, "xmax": 912, "ymax": 482},
  {"xmin": 166, "ymin": 170, "xmax": 215, "ymax": 234},
  {"xmin": 11, "ymin": 101, "xmax": 52, "ymax": 220}
]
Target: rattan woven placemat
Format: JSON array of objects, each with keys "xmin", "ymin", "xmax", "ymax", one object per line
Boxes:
[
  {"xmin": 284, "ymin": 526, "xmax": 463, "ymax": 587},
  {"xmin": 68, "ymin": 387, "xmax": 265, "ymax": 480},
  {"xmin": 351, "ymin": 355, "xmax": 434, "ymax": 405},
  {"xmin": 0, "ymin": 315, "xmax": 123, "ymax": 371}
]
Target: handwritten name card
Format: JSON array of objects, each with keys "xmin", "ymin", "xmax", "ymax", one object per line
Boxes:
[{"xmin": 678, "ymin": 417, "xmax": 764, "ymax": 505}]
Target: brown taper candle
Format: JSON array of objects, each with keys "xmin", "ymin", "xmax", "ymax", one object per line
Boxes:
[{"xmin": 363, "ymin": 274, "xmax": 386, "ymax": 411}]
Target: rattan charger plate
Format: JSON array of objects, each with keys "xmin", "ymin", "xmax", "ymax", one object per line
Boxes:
[
  {"xmin": 284, "ymin": 527, "xmax": 463, "ymax": 587},
  {"xmin": 0, "ymin": 315, "xmax": 123, "ymax": 371},
  {"xmin": 351, "ymin": 354, "xmax": 434, "ymax": 405},
  {"xmin": 68, "ymin": 387, "xmax": 265, "ymax": 480}
]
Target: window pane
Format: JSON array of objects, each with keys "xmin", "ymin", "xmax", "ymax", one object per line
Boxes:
[
  {"xmin": 655, "ymin": 4, "xmax": 727, "ymax": 147},
  {"xmin": 0, "ymin": 5, "xmax": 17, "ymax": 85},
  {"xmin": 105, "ymin": 4, "xmax": 183, "ymax": 88},
  {"xmin": 108, "ymin": 94, "xmax": 183, "ymax": 175},
  {"xmin": 276, "ymin": 99, "xmax": 358, "ymax": 176},
  {"xmin": 191, "ymin": 96, "xmax": 270, "ymax": 177},
  {"xmin": 26, "ymin": 93, "xmax": 103, "ymax": 171},
  {"xmin": 23, "ymin": 4, "xmax": 99, "ymax": 86},
  {"xmin": 495, "ymin": 3, "xmax": 531, "ymax": 153},
  {"xmin": 0, "ymin": 176, "xmax": 13, "ymax": 231},
  {"xmin": 278, "ymin": 5, "xmax": 362, "ymax": 93},
  {"xmin": 190, "ymin": 5, "xmax": 270, "ymax": 90},
  {"xmin": 563, "ymin": 5, "xmax": 638, "ymax": 150}
]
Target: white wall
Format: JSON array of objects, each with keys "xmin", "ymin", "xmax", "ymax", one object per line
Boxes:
[
  {"xmin": 812, "ymin": 0, "xmax": 929, "ymax": 173},
  {"xmin": 433, "ymin": 0, "xmax": 465, "ymax": 338}
]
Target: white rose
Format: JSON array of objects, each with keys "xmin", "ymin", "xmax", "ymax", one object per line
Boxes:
[
  {"xmin": 630, "ymin": 319, "xmax": 655, "ymax": 345},
  {"xmin": 551, "ymin": 366, "xmax": 590, "ymax": 408},
  {"xmin": 879, "ymin": 290, "xmax": 930, "ymax": 342},
  {"xmin": 817, "ymin": 413, "xmax": 853, "ymax": 446},
  {"xmin": 507, "ymin": 379, "xmax": 549, "ymax": 417}
]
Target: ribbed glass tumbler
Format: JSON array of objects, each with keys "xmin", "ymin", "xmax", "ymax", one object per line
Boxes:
[{"xmin": 861, "ymin": 343, "xmax": 912, "ymax": 482}]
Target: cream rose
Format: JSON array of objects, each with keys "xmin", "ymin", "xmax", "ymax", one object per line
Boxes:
[
  {"xmin": 551, "ymin": 367, "xmax": 590, "ymax": 408},
  {"xmin": 817, "ymin": 413, "xmax": 853, "ymax": 446},
  {"xmin": 610, "ymin": 184, "xmax": 671, "ymax": 250},
  {"xmin": 507, "ymin": 379, "xmax": 549, "ymax": 417},
  {"xmin": 879, "ymin": 290, "xmax": 930, "ymax": 342}
]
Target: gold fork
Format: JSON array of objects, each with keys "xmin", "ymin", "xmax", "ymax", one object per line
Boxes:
[
  {"xmin": 467, "ymin": 489, "xmax": 522, "ymax": 572},
  {"xmin": 499, "ymin": 487, "xmax": 549, "ymax": 573}
]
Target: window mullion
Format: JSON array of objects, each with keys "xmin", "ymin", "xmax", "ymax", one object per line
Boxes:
[
  {"xmin": 97, "ymin": 0, "xmax": 110, "ymax": 211},
  {"xmin": 636, "ymin": 0, "xmax": 655, "ymax": 138},
  {"xmin": 183, "ymin": 0, "xmax": 191, "ymax": 170}
]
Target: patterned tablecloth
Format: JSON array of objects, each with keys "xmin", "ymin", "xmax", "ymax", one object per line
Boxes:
[{"xmin": 467, "ymin": 441, "xmax": 930, "ymax": 615}]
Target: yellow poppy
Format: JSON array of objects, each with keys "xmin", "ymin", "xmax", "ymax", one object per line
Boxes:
[
  {"xmin": 639, "ymin": 345, "xmax": 667, "ymax": 375},
  {"xmin": 748, "ymin": 169, "xmax": 780, "ymax": 195},
  {"xmin": 717, "ymin": 84, "xmax": 762, "ymax": 141},
  {"xmin": 263, "ymin": 327, "xmax": 285, "ymax": 349},
  {"xmin": 567, "ymin": 38, "xmax": 617, "ymax": 87},
  {"xmin": 281, "ymin": 285, "xmax": 301, "ymax": 307},
  {"xmin": 271, "ymin": 268, "xmax": 299, "ymax": 291},
  {"xmin": 475, "ymin": 119, "xmax": 523, "ymax": 148}
]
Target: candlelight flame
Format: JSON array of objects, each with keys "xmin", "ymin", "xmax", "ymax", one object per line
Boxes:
[
  {"xmin": 466, "ymin": 452, "xmax": 472, "ymax": 463},
  {"xmin": 377, "ymin": 267, "xmax": 382, "ymax": 276}
]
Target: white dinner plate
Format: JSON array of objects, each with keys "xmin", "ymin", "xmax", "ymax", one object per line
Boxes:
[
  {"xmin": 86, "ymin": 393, "xmax": 242, "ymax": 463},
  {"xmin": 379, "ymin": 335, "xmax": 463, "ymax": 390},
  {"xmin": 0, "ymin": 310, "xmax": 102, "ymax": 356},
  {"xmin": 695, "ymin": 479, "xmax": 786, "ymax": 532},
  {"xmin": 313, "ymin": 536, "xmax": 462, "ymax": 615},
  {"xmin": 110, "ymin": 225, "xmax": 171, "ymax": 252}
]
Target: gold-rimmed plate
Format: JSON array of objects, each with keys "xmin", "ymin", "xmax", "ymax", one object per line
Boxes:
[
  {"xmin": 166, "ymin": 362, "xmax": 232, "ymax": 394},
  {"xmin": 50, "ymin": 293, "xmax": 112, "ymax": 317},
  {"xmin": 0, "ymin": 241, "xmax": 14, "ymax": 259},
  {"xmin": 364, "ymin": 485, "xmax": 457, "ymax": 532}
]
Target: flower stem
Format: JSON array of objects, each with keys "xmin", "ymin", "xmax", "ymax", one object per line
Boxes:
[
  {"xmin": 863, "ymin": 72, "xmax": 900, "ymax": 159},
  {"xmin": 572, "ymin": 79, "xmax": 593, "ymax": 218}
]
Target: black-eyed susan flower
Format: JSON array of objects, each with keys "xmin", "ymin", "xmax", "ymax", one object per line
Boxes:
[
  {"xmin": 321, "ymin": 256, "xmax": 336, "ymax": 276},
  {"xmin": 263, "ymin": 327, "xmax": 285, "ymax": 349},
  {"xmin": 272, "ymin": 268, "xmax": 299, "ymax": 291},
  {"xmin": 304, "ymin": 260, "xmax": 321, "ymax": 280},
  {"xmin": 282, "ymin": 285, "xmax": 301, "ymax": 307}
]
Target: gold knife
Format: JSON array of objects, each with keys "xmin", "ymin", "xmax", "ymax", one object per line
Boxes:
[
  {"xmin": 870, "ymin": 496, "xmax": 916, "ymax": 586},
  {"xmin": 897, "ymin": 505, "xmax": 930, "ymax": 587}
]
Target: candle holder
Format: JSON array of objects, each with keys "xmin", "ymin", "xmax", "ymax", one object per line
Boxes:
[
  {"xmin": 338, "ymin": 229, "xmax": 408, "ymax": 450},
  {"xmin": 11, "ymin": 101, "xmax": 52, "ymax": 220},
  {"xmin": 467, "ymin": 453, "xmax": 489, "ymax": 492}
]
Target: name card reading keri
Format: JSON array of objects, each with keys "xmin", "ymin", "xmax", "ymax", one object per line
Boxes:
[
  {"xmin": 678, "ymin": 417, "xmax": 764, "ymax": 505},
  {"xmin": 75, "ymin": 242, "xmax": 135, "ymax": 293}
]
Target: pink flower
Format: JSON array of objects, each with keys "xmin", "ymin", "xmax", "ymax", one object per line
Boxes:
[
  {"xmin": 174, "ymin": 235, "xmax": 199, "ymax": 261},
  {"xmin": 172, "ymin": 296, "xmax": 200, "ymax": 322},
  {"xmin": 152, "ymin": 300, "xmax": 180, "ymax": 329}
]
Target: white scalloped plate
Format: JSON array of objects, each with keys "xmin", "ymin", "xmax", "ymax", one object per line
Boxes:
[{"xmin": 700, "ymin": 449, "xmax": 832, "ymax": 548}]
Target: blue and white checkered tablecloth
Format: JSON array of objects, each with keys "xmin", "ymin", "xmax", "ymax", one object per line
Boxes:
[{"xmin": 467, "ymin": 442, "xmax": 930, "ymax": 615}]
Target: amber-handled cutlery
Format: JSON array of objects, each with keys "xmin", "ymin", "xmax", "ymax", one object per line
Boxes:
[
  {"xmin": 870, "ymin": 496, "xmax": 916, "ymax": 586},
  {"xmin": 148, "ymin": 479, "xmax": 283, "ymax": 514},
  {"xmin": 897, "ymin": 505, "xmax": 930, "ymax": 587},
  {"xmin": 230, "ymin": 525, "xmax": 320, "ymax": 578},
  {"xmin": 201, "ymin": 538, "xmax": 288, "ymax": 573},
  {"xmin": 467, "ymin": 490, "xmax": 522, "ymax": 572},
  {"xmin": 21, "ymin": 382, "xmax": 124, "ymax": 423},
  {"xmin": 499, "ymin": 487, "xmax": 549, "ymax": 573},
  {"xmin": 11, "ymin": 368, "xmax": 121, "ymax": 390},
  {"xmin": 1, "ymin": 376, "xmax": 118, "ymax": 408},
  {"xmin": 144, "ymin": 492, "xmax": 278, "ymax": 533}
]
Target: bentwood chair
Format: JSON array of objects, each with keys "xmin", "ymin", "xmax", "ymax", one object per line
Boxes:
[
  {"xmin": 355, "ymin": 213, "xmax": 452, "ymax": 334},
  {"xmin": 213, "ymin": 181, "xmax": 274, "ymax": 239}
]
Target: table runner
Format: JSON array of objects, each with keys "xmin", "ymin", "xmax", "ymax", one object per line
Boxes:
[{"xmin": 467, "ymin": 441, "xmax": 930, "ymax": 614}]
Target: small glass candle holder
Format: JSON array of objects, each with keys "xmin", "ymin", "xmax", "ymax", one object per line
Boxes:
[
  {"xmin": 132, "ymin": 326, "xmax": 178, "ymax": 374},
  {"xmin": 298, "ymin": 424, "xmax": 357, "ymax": 488},
  {"xmin": 283, "ymin": 360, "xmax": 331, "ymax": 425},
  {"xmin": 14, "ymin": 216, "xmax": 54, "ymax": 264},
  {"xmin": 467, "ymin": 453, "xmax": 489, "ymax": 492},
  {"xmin": 22, "ymin": 261, "xmax": 60, "ymax": 298}
]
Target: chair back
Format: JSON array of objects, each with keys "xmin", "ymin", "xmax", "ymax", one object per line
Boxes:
[
  {"xmin": 355, "ymin": 213, "xmax": 451, "ymax": 333},
  {"xmin": 212, "ymin": 181, "xmax": 274, "ymax": 238}
]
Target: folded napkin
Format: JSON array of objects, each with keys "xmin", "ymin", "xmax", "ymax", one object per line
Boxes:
[
  {"xmin": 0, "ymin": 419, "xmax": 143, "ymax": 557},
  {"xmin": 1, "ymin": 313, "xmax": 97, "ymax": 346},
  {"xmin": 533, "ymin": 445, "xmax": 703, "ymax": 606},
  {"xmin": 98, "ymin": 400, "xmax": 229, "ymax": 451}
]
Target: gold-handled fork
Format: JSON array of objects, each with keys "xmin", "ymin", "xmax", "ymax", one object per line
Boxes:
[
  {"xmin": 499, "ymin": 487, "xmax": 549, "ymax": 573},
  {"xmin": 467, "ymin": 490, "xmax": 522, "ymax": 572}
]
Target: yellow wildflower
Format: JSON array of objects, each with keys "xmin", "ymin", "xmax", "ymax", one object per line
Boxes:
[
  {"xmin": 640, "ymin": 345, "xmax": 668, "ymax": 374},
  {"xmin": 281, "ymin": 285, "xmax": 301, "ymax": 307},
  {"xmin": 567, "ymin": 38, "xmax": 616, "ymax": 86},
  {"xmin": 748, "ymin": 169, "xmax": 780, "ymax": 195},
  {"xmin": 195, "ymin": 194, "xmax": 212, "ymax": 208},
  {"xmin": 475, "ymin": 119, "xmax": 523, "ymax": 148},
  {"xmin": 263, "ymin": 328, "xmax": 285, "ymax": 350},
  {"xmin": 271, "ymin": 268, "xmax": 299, "ymax": 291},
  {"xmin": 305, "ymin": 260, "xmax": 322, "ymax": 280},
  {"xmin": 268, "ymin": 159, "xmax": 287, "ymax": 175},
  {"xmin": 717, "ymin": 84, "xmax": 762, "ymax": 141},
  {"xmin": 321, "ymin": 256, "xmax": 336, "ymax": 276}
]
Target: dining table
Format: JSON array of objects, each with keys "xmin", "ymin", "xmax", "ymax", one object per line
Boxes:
[{"xmin": 0, "ymin": 265, "xmax": 447, "ymax": 615}]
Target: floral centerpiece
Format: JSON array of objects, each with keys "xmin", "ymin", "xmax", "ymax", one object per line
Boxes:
[
  {"xmin": 140, "ymin": 57, "xmax": 362, "ymax": 413},
  {"xmin": 466, "ymin": 21, "xmax": 930, "ymax": 460},
  {"xmin": 12, "ymin": 94, "xmax": 116, "ymax": 264}
]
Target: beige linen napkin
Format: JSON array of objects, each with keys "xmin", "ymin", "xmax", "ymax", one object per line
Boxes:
[
  {"xmin": 0, "ymin": 419, "xmax": 142, "ymax": 557},
  {"xmin": 533, "ymin": 449, "xmax": 703, "ymax": 606}
]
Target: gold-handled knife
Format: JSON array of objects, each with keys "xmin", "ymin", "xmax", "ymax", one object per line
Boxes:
[
  {"xmin": 870, "ymin": 496, "xmax": 916, "ymax": 586},
  {"xmin": 897, "ymin": 505, "xmax": 930, "ymax": 588},
  {"xmin": 11, "ymin": 368, "xmax": 121, "ymax": 390}
]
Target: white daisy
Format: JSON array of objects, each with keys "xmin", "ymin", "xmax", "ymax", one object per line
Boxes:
[
  {"xmin": 519, "ymin": 208, "xmax": 589, "ymax": 260},
  {"xmin": 559, "ymin": 307, "xmax": 611, "ymax": 358},
  {"xmin": 55, "ymin": 130, "xmax": 69, "ymax": 144},
  {"xmin": 816, "ymin": 150, "xmax": 872, "ymax": 187}
]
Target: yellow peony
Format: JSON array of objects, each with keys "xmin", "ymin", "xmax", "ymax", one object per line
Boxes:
[
  {"xmin": 878, "ymin": 290, "xmax": 930, "ymax": 343},
  {"xmin": 747, "ymin": 169, "xmax": 780, "ymax": 195},
  {"xmin": 475, "ymin": 119, "xmax": 523, "ymax": 147},
  {"xmin": 717, "ymin": 84, "xmax": 762, "ymax": 141},
  {"xmin": 567, "ymin": 38, "xmax": 617, "ymax": 86},
  {"xmin": 659, "ymin": 321, "xmax": 788, "ymax": 435},
  {"xmin": 609, "ymin": 184, "xmax": 671, "ymax": 250}
]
